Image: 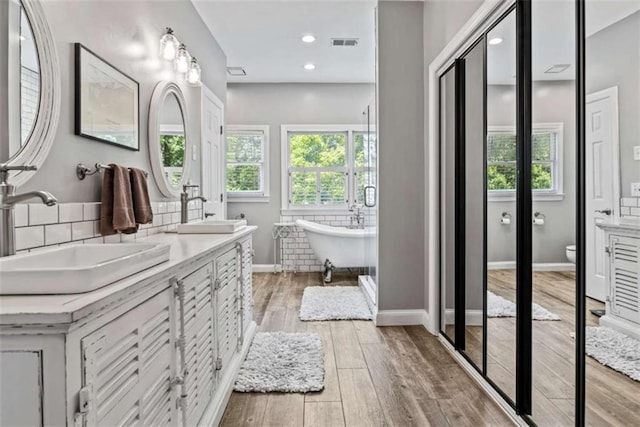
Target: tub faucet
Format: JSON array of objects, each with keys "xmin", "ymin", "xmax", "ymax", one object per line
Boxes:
[
  {"xmin": 348, "ymin": 203, "xmax": 365, "ymax": 229},
  {"xmin": 0, "ymin": 164, "xmax": 57, "ymax": 257},
  {"xmin": 180, "ymin": 184, "xmax": 207, "ymax": 224}
]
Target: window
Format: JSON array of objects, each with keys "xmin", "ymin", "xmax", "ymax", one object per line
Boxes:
[
  {"xmin": 282, "ymin": 125, "xmax": 376, "ymax": 211},
  {"xmin": 225, "ymin": 125, "xmax": 269, "ymax": 202},
  {"xmin": 160, "ymin": 125, "xmax": 185, "ymax": 187},
  {"xmin": 487, "ymin": 123, "xmax": 563, "ymax": 201}
]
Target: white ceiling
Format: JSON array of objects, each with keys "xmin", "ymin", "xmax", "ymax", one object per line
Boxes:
[
  {"xmin": 486, "ymin": 0, "xmax": 639, "ymax": 85},
  {"xmin": 191, "ymin": 0, "xmax": 376, "ymax": 83}
]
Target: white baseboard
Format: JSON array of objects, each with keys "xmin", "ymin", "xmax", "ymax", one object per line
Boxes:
[
  {"xmin": 439, "ymin": 336, "xmax": 527, "ymax": 426},
  {"xmin": 376, "ymin": 309, "xmax": 429, "ymax": 327},
  {"xmin": 488, "ymin": 261, "xmax": 575, "ymax": 272},
  {"xmin": 252, "ymin": 264, "xmax": 281, "ymax": 273},
  {"xmin": 444, "ymin": 309, "xmax": 483, "ymax": 326},
  {"xmin": 201, "ymin": 321, "xmax": 257, "ymax": 427}
]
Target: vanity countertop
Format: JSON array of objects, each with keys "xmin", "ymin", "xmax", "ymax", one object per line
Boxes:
[
  {"xmin": 596, "ymin": 221, "xmax": 640, "ymax": 234},
  {"xmin": 0, "ymin": 226, "xmax": 257, "ymax": 327}
]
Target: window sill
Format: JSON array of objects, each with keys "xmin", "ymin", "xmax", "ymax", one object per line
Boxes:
[
  {"xmin": 227, "ymin": 194, "xmax": 270, "ymax": 203},
  {"xmin": 488, "ymin": 193, "xmax": 565, "ymax": 202},
  {"xmin": 281, "ymin": 208, "xmax": 352, "ymax": 216}
]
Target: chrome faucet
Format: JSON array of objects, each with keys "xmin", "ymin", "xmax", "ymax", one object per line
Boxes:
[
  {"xmin": 0, "ymin": 164, "xmax": 57, "ymax": 257},
  {"xmin": 180, "ymin": 184, "xmax": 207, "ymax": 224},
  {"xmin": 348, "ymin": 203, "xmax": 365, "ymax": 229}
]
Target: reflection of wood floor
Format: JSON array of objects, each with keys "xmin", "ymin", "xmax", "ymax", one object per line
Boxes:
[
  {"xmin": 221, "ymin": 273, "xmax": 511, "ymax": 426},
  {"xmin": 461, "ymin": 270, "xmax": 640, "ymax": 426}
]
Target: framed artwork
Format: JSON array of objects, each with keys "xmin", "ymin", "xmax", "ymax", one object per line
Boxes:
[{"xmin": 74, "ymin": 43, "xmax": 140, "ymax": 150}]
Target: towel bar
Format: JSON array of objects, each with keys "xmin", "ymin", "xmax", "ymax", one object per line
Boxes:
[{"xmin": 76, "ymin": 163, "xmax": 148, "ymax": 180}]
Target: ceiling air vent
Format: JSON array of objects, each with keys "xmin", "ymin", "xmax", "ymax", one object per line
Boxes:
[
  {"xmin": 331, "ymin": 38, "xmax": 359, "ymax": 47},
  {"xmin": 227, "ymin": 66, "xmax": 246, "ymax": 76},
  {"xmin": 544, "ymin": 64, "xmax": 571, "ymax": 74}
]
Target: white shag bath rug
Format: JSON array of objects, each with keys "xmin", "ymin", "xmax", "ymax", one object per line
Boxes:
[
  {"xmin": 299, "ymin": 286, "xmax": 373, "ymax": 321},
  {"xmin": 234, "ymin": 332, "xmax": 324, "ymax": 393},
  {"xmin": 487, "ymin": 291, "xmax": 560, "ymax": 321},
  {"xmin": 586, "ymin": 326, "xmax": 640, "ymax": 382}
]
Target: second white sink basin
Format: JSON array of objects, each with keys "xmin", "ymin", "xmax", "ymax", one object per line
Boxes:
[
  {"xmin": 0, "ymin": 243, "xmax": 171, "ymax": 295},
  {"xmin": 177, "ymin": 219, "xmax": 247, "ymax": 234}
]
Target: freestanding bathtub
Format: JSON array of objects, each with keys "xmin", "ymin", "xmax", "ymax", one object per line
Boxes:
[{"xmin": 295, "ymin": 219, "xmax": 376, "ymax": 269}]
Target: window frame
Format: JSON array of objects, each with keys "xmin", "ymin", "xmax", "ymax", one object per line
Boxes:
[
  {"xmin": 487, "ymin": 123, "xmax": 564, "ymax": 202},
  {"xmin": 225, "ymin": 124, "xmax": 270, "ymax": 203},
  {"xmin": 281, "ymin": 124, "xmax": 371, "ymax": 213}
]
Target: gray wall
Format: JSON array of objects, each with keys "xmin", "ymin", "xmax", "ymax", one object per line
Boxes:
[
  {"xmin": 486, "ymin": 81, "xmax": 576, "ymax": 264},
  {"xmin": 20, "ymin": 0, "xmax": 227, "ymax": 202},
  {"xmin": 423, "ymin": 0, "xmax": 484, "ymax": 312},
  {"xmin": 586, "ymin": 11, "xmax": 640, "ymax": 197},
  {"xmin": 377, "ymin": 1, "xmax": 425, "ymax": 311},
  {"xmin": 225, "ymin": 83, "xmax": 375, "ymax": 265}
]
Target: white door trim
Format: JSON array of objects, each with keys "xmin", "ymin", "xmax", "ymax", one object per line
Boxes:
[
  {"xmin": 201, "ymin": 85, "xmax": 226, "ymax": 219},
  {"xmin": 426, "ymin": 0, "xmax": 514, "ymax": 334}
]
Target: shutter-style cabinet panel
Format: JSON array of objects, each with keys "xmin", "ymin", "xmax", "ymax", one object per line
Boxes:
[
  {"xmin": 175, "ymin": 263, "xmax": 216, "ymax": 427},
  {"xmin": 81, "ymin": 288, "xmax": 176, "ymax": 427},
  {"xmin": 609, "ymin": 235, "xmax": 640, "ymax": 325},
  {"xmin": 215, "ymin": 247, "xmax": 239, "ymax": 372}
]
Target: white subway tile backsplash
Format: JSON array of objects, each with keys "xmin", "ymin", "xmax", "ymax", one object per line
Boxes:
[
  {"xmin": 14, "ymin": 200, "xmax": 195, "ymax": 252},
  {"xmin": 59, "ymin": 203, "xmax": 83, "ymax": 223},
  {"xmin": 14, "ymin": 204, "xmax": 28, "ymax": 227},
  {"xmin": 29, "ymin": 204, "xmax": 58, "ymax": 225},
  {"xmin": 71, "ymin": 221, "xmax": 95, "ymax": 241},
  {"xmin": 15, "ymin": 226, "xmax": 44, "ymax": 250},
  {"xmin": 83, "ymin": 202, "xmax": 101, "ymax": 221},
  {"xmin": 45, "ymin": 223, "xmax": 71, "ymax": 245}
]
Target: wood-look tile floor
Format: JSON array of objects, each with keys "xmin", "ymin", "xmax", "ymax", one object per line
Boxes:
[
  {"xmin": 457, "ymin": 270, "xmax": 640, "ymax": 427},
  {"xmin": 220, "ymin": 272, "xmax": 512, "ymax": 427}
]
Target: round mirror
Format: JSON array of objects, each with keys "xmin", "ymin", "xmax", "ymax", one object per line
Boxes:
[
  {"xmin": 1, "ymin": 0, "xmax": 60, "ymax": 185},
  {"xmin": 149, "ymin": 81, "xmax": 190, "ymax": 197}
]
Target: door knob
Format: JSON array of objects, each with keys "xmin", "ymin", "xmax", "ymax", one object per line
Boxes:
[{"xmin": 595, "ymin": 209, "xmax": 612, "ymax": 216}]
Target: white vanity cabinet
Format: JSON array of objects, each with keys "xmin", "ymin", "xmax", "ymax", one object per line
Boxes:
[
  {"xmin": 599, "ymin": 224, "xmax": 640, "ymax": 340},
  {"xmin": 0, "ymin": 230, "xmax": 257, "ymax": 427}
]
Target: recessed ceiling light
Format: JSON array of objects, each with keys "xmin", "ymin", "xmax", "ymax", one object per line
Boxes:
[
  {"xmin": 304, "ymin": 63, "xmax": 315, "ymax": 70},
  {"xmin": 302, "ymin": 35, "xmax": 315, "ymax": 43},
  {"xmin": 489, "ymin": 37, "xmax": 503, "ymax": 45}
]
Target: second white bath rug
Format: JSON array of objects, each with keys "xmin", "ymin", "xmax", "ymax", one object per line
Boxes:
[
  {"xmin": 299, "ymin": 286, "xmax": 373, "ymax": 321},
  {"xmin": 234, "ymin": 332, "xmax": 324, "ymax": 393},
  {"xmin": 586, "ymin": 326, "xmax": 640, "ymax": 382},
  {"xmin": 487, "ymin": 291, "xmax": 561, "ymax": 321}
]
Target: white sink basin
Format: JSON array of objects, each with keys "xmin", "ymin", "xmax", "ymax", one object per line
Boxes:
[
  {"xmin": 177, "ymin": 219, "xmax": 247, "ymax": 234},
  {"xmin": 0, "ymin": 243, "xmax": 171, "ymax": 295}
]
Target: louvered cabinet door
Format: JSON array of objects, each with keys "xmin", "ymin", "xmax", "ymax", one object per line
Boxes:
[
  {"xmin": 240, "ymin": 238, "xmax": 254, "ymax": 339},
  {"xmin": 176, "ymin": 263, "xmax": 216, "ymax": 427},
  {"xmin": 215, "ymin": 247, "xmax": 239, "ymax": 373},
  {"xmin": 609, "ymin": 236, "xmax": 640, "ymax": 325},
  {"xmin": 81, "ymin": 288, "xmax": 176, "ymax": 427}
]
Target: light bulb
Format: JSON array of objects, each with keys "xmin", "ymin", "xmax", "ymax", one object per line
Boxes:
[
  {"xmin": 159, "ymin": 27, "xmax": 179, "ymax": 60},
  {"xmin": 187, "ymin": 57, "xmax": 201, "ymax": 85},
  {"xmin": 304, "ymin": 63, "xmax": 315, "ymax": 70},
  {"xmin": 175, "ymin": 43, "xmax": 191, "ymax": 73},
  {"xmin": 302, "ymin": 35, "xmax": 315, "ymax": 43}
]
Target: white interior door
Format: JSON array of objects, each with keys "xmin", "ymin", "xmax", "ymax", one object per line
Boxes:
[
  {"xmin": 586, "ymin": 87, "xmax": 620, "ymax": 302},
  {"xmin": 201, "ymin": 86, "xmax": 226, "ymax": 219}
]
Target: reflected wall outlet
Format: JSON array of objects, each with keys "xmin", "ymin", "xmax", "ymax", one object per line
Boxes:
[
  {"xmin": 634, "ymin": 146, "xmax": 640, "ymax": 161},
  {"xmin": 631, "ymin": 182, "xmax": 640, "ymax": 197}
]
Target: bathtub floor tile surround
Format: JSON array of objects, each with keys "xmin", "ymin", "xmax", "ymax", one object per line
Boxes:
[{"xmin": 14, "ymin": 201, "xmax": 203, "ymax": 252}]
